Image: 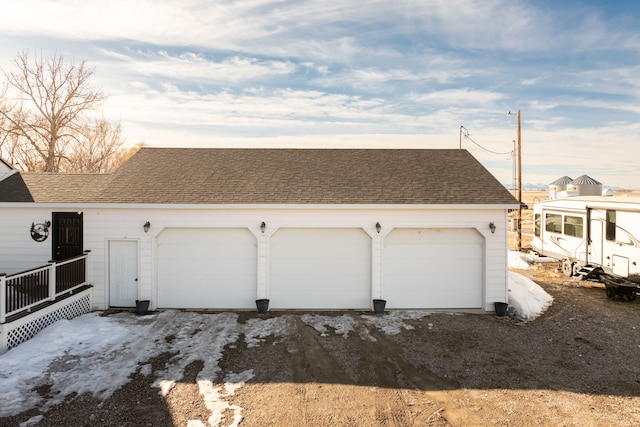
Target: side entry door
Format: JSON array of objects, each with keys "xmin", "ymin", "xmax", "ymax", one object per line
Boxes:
[
  {"xmin": 589, "ymin": 218, "xmax": 603, "ymax": 266},
  {"xmin": 52, "ymin": 212, "xmax": 83, "ymax": 261},
  {"xmin": 109, "ymin": 240, "xmax": 139, "ymax": 307}
]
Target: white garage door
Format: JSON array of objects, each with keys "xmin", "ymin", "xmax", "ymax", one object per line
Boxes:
[
  {"xmin": 156, "ymin": 228, "xmax": 257, "ymax": 309},
  {"xmin": 270, "ymin": 228, "xmax": 371, "ymax": 309},
  {"xmin": 383, "ymin": 228, "xmax": 483, "ymax": 309}
]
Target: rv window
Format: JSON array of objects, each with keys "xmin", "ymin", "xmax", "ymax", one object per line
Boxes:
[
  {"xmin": 606, "ymin": 210, "xmax": 616, "ymax": 241},
  {"xmin": 534, "ymin": 214, "xmax": 541, "ymax": 237},
  {"xmin": 545, "ymin": 213, "xmax": 562, "ymax": 233},
  {"xmin": 564, "ymin": 216, "xmax": 583, "ymax": 238}
]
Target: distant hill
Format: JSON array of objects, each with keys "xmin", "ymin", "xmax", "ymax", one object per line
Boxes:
[
  {"xmin": 502, "ymin": 183, "xmax": 549, "ymax": 191},
  {"xmin": 503, "ymin": 183, "xmax": 626, "ymax": 191}
]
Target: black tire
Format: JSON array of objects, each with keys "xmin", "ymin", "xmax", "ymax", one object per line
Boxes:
[
  {"xmin": 572, "ymin": 262, "xmax": 582, "ymax": 277},
  {"xmin": 562, "ymin": 260, "xmax": 573, "ymax": 277},
  {"xmin": 605, "ymin": 286, "xmax": 616, "ymax": 300},
  {"xmin": 628, "ymin": 292, "xmax": 636, "ymax": 301}
]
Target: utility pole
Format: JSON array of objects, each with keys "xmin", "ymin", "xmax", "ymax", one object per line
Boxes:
[
  {"xmin": 459, "ymin": 125, "xmax": 468, "ymax": 149},
  {"xmin": 508, "ymin": 110, "xmax": 522, "ymax": 251},
  {"xmin": 516, "ymin": 109, "xmax": 522, "ymax": 252}
]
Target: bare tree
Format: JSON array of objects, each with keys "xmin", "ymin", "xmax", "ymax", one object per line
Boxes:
[
  {"xmin": 65, "ymin": 119, "xmax": 125, "ymax": 173},
  {"xmin": 0, "ymin": 51, "xmax": 117, "ymax": 172},
  {"xmin": 111, "ymin": 141, "xmax": 144, "ymax": 169}
]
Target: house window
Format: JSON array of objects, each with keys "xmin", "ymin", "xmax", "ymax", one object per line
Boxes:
[
  {"xmin": 606, "ymin": 210, "xmax": 616, "ymax": 241},
  {"xmin": 545, "ymin": 213, "xmax": 562, "ymax": 233},
  {"xmin": 534, "ymin": 214, "xmax": 541, "ymax": 237},
  {"xmin": 563, "ymin": 215, "xmax": 583, "ymax": 238}
]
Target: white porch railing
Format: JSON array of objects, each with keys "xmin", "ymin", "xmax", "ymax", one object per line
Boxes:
[{"xmin": 0, "ymin": 250, "xmax": 92, "ymax": 323}]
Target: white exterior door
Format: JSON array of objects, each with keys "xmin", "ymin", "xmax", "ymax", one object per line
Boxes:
[
  {"xmin": 589, "ymin": 219, "xmax": 603, "ymax": 266},
  {"xmin": 109, "ymin": 240, "xmax": 139, "ymax": 307},
  {"xmin": 269, "ymin": 228, "xmax": 371, "ymax": 309},
  {"xmin": 383, "ymin": 228, "xmax": 483, "ymax": 309},
  {"xmin": 156, "ymin": 228, "xmax": 257, "ymax": 309}
]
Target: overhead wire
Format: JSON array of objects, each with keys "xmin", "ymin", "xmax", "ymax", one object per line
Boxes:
[
  {"xmin": 460, "ymin": 127, "xmax": 516, "ymax": 190},
  {"xmin": 462, "ymin": 132, "xmax": 513, "ymax": 156}
]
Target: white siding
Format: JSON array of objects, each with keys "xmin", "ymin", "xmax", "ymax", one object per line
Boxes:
[
  {"xmin": 0, "ymin": 204, "xmax": 510, "ymax": 311},
  {"xmin": 0, "ymin": 207, "xmax": 54, "ymax": 274}
]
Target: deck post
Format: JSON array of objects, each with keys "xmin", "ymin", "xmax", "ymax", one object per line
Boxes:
[
  {"xmin": 84, "ymin": 250, "xmax": 92, "ymax": 285},
  {"xmin": 0, "ymin": 274, "xmax": 6, "ymax": 324},
  {"xmin": 48, "ymin": 261, "xmax": 56, "ymax": 301}
]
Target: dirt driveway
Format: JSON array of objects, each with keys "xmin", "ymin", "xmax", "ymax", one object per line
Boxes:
[{"xmin": 3, "ymin": 262, "xmax": 640, "ymax": 427}]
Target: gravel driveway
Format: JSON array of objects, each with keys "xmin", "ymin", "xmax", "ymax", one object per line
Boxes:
[{"xmin": 2, "ymin": 261, "xmax": 640, "ymax": 427}]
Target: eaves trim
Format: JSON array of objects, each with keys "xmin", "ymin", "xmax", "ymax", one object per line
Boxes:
[{"xmin": 0, "ymin": 202, "xmax": 520, "ymax": 210}]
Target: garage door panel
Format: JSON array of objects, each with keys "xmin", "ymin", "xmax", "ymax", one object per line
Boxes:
[
  {"xmin": 270, "ymin": 228, "xmax": 371, "ymax": 309},
  {"xmin": 384, "ymin": 228, "xmax": 483, "ymax": 309},
  {"xmin": 157, "ymin": 228, "xmax": 257, "ymax": 309}
]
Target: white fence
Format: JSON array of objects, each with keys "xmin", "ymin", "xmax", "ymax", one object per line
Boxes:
[{"xmin": 0, "ymin": 252, "xmax": 93, "ymax": 353}]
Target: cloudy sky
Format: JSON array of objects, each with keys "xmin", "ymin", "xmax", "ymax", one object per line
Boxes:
[{"xmin": 1, "ymin": 0, "xmax": 639, "ymax": 188}]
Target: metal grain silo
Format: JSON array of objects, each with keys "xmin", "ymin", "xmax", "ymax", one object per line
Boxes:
[
  {"xmin": 567, "ymin": 175, "xmax": 602, "ymax": 196},
  {"xmin": 549, "ymin": 176, "xmax": 573, "ymax": 199}
]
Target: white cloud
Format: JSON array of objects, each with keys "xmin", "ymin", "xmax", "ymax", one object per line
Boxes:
[
  {"xmin": 1, "ymin": 1, "xmax": 640, "ymax": 188},
  {"xmin": 0, "ymin": 0, "xmax": 615, "ymax": 56},
  {"xmin": 132, "ymin": 52, "xmax": 297, "ymax": 83},
  {"xmin": 411, "ymin": 88, "xmax": 506, "ymax": 107}
]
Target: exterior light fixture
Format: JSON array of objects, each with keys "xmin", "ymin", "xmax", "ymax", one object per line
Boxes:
[
  {"xmin": 143, "ymin": 221, "xmax": 151, "ymax": 233},
  {"xmin": 260, "ymin": 221, "xmax": 266, "ymax": 234},
  {"xmin": 489, "ymin": 222, "xmax": 496, "ymax": 234},
  {"xmin": 376, "ymin": 222, "xmax": 381, "ymax": 234}
]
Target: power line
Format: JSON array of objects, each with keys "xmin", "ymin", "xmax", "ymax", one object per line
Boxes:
[{"xmin": 461, "ymin": 131, "xmax": 513, "ymax": 156}]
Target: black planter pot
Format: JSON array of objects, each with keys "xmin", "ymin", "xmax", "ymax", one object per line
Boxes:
[
  {"xmin": 256, "ymin": 299, "xmax": 270, "ymax": 314},
  {"xmin": 372, "ymin": 299, "xmax": 386, "ymax": 315},
  {"xmin": 494, "ymin": 302, "xmax": 508, "ymax": 317},
  {"xmin": 135, "ymin": 299, "xmax": 150, "ymax": 315}
]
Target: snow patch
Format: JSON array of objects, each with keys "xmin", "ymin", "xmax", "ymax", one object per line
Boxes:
[
  {"xmin": 508, "ymin": 271, "xmax": 554, "ymax": 320},
  {"xmin": 243, "ymin": 317, "xmax": 289, "ymax": 348},
  {"xmin": 507, "ymin": 251, "xmax": 555, "ymax": 320},
  {"xmin": 195, "ymin": 369, "xmax": 254, "ymax": 427},
  {"xmin": 300, "ymin": 314, "xmax": 356, "ymax": 337},
  {"xmin": 509, "ymin": 250, "xmax": 556, "ymax": 269},
  {"xmin": 363, "ymin": 311, "xmax": 437, "ymax": 335},
  {"xmin": 0, "ymin": 266, "xmax": 555, "ymax": 421}
]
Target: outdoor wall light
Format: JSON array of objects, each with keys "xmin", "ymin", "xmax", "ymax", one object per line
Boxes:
[
  {"xmin": 260, "ymin": 221, "xmax": 266, "ymax": 234},
  {"xmin": 489, "ymin": 222, "xmax": 496, "ymax": 234},
  {"xmin": 376, "ymin": 222, "xmax": 381, "ymax": 234},
  {"xmin": 143, "ymin": 221, "xmax": 151, "ymax": 233}
]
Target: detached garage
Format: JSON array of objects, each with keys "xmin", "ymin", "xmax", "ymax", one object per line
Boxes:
[{"xmin": 0, "ymin": 147, "xmax": 519, "ymax": 312}]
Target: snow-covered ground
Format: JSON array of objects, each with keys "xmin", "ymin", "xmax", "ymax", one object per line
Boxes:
[
  {"xmin": 507, "ymin": 250, "xmax": 555, "ymax": 321},
  {"xmin": 0, "ymin": 252, "xmax": 553, "ymax": 425}
]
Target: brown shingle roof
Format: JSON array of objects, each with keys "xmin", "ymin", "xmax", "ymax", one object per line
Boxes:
[
  {"xmin": 0, "ymin": 148, "xmax": 518, "ymax": 205},
  {"xmin": 20, "ymin": 174, "xmax": 111, "ymax": 203},
  {"xmin": 0, "ymin": 173, "xmax": 34, "ymax": 202}
]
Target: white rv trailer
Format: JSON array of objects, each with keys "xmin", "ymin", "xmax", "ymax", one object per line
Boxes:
[{"xmin": 532, "ymin": 196, "xmax": 640, "ymax": 284}]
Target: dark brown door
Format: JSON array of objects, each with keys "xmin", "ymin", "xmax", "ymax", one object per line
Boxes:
[{"xmin": 52, "ymin": 212, "xmax": 83, "ymax": 261}]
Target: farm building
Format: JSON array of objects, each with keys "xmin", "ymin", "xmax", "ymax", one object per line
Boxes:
[
  {"xmin": 549, "ymin": 175, "xmax": 604, "ymax": 199},
  {"xmin": 0, "ymin": 148, "xmax": 518, "ymax": 320},
  {"xmin": 548, "ymin": 176, "xmax": 573, "ymax": 199},
  {"xmin": 567, "ymin": 175, "xmax": 603, "ymax": 196}
]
